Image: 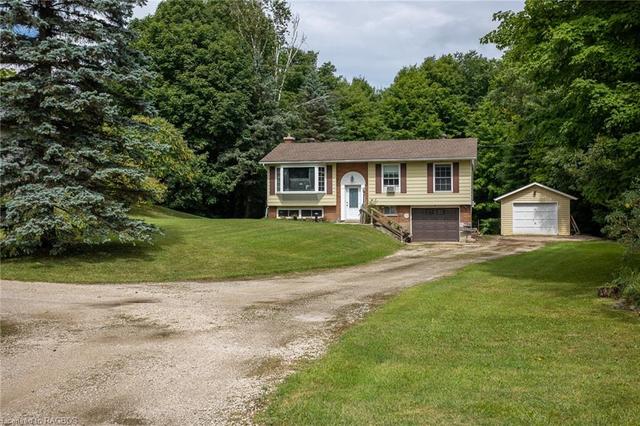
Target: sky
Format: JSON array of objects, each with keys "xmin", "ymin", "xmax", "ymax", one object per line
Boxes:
[{"xmin": 134, "ymin": 0, "xmax": 524, "ymax": 88}]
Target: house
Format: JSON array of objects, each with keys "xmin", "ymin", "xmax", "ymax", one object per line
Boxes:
[
  {"xmin": 494, "ymin": 182, "xmax": 577, "ymax": 236},
  {"xmin": 259, "ymin": 136, "xmax": 477, "ymax": 242}
]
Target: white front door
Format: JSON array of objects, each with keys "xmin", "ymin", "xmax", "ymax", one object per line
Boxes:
[
  {"xmin": 344, "ymin": 185, "xmax": 361, "ymax": 220},
  {"xmin": 513, "ymin": 203, "xmax": 558, "ymax": 235}
]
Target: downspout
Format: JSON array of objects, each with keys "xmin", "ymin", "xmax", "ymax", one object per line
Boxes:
[{"xmin": 263, "ymin": 163, "xmax": 269, "ymax": 219}]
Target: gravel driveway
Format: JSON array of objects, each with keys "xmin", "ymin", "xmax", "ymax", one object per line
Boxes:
[{"xmin": 1, "ymin": 238, "xmax": 547, "ymax": 425}]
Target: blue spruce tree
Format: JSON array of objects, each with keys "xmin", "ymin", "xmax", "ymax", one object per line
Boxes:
[{"xmin": 1, "ymin": 0, "xmax": 160, "ymax": 256}]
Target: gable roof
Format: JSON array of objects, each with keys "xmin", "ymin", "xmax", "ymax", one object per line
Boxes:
[
  {"xmin": 494, "ymin": 182, "xmax": 578, "ymax": 201},
  {"xmin": 259, "ymin": 138, "xmax": 477, "ymax": 164}
]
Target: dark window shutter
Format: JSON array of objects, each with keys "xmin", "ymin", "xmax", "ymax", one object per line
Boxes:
[
  {"xmin": 400, "ymin": 163, "xmax": 407, "ymax": 193},
  {"xmin": 326, "ymin": 165, "xmax": 333, "ymax": 194},
  {"xmin": 375, "ymin": 164, "xmax": 381, "ymax": 194},
  {"xmin": 269, "ymin": 166, "xmax": 276, "ymax": 195},
  {"xmin": 427, "ymin": 163, "xmax": 433, "ymax": 193},
  {"xmin": 453, "ymin": 162, "xmax": 459, "ymax": 193}
]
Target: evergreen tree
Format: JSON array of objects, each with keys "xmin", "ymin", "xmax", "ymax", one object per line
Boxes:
[
  {"xmin": 294, "ymin": 69, "xmax": 339, "ymax": 141},
  {"xmin": 1, "ymin": 0, "xmax": 159, "ymax": 256}
]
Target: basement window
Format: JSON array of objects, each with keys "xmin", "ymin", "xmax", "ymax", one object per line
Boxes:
[
  {"xmin": 383, "ymin": 206, "xmax": 398, "ymax": 216},
  {"xmin": 277, "ymin": 208, "xmax": 323, "ymax": 219}
]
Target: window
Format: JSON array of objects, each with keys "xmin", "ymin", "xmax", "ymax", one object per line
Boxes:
[
  {"xmin": 283, "ymin": 167, "xmax": 315, "ymax": 192},
  {"xmin": 318, "ymin": 167, "xmax": 325, "ymax": 192},
  {"xmin": 277, "ymin": 208, "xmax": 323, "ymax": 219},
  {"xmin": 300, "ymin": 209, "xmax": 322, "ymax": 218},
  {"xmin": 383, "ymin": 164, "xmax": 400, "ymax": 188},
  {"xmin": 383, "ymin": 206, "xmax": 397, "ymax": 216},
  {"xmin": 434, "ymin": 163, "xmax": 452, "ymax": 192},
  {"xmin": 277, "ymin": 166, "xmax": 327, "ymax": 193},
  {"xmin": 277, "ymin": 209, "xmax": 296, "ymax": 218}
]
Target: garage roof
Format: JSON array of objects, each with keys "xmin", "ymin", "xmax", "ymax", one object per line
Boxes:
[
  {"xmin": 260, "ymin": 138, "xmax": 477, "ymax": 164},
  {"xmin": 494, "ymin": 182, "xmax": 578, "ymax": 201}
]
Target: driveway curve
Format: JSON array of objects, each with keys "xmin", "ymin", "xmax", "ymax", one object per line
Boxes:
[{"xmin": 1, "ymin": 238, "xmax": 547, "ymax": 425}]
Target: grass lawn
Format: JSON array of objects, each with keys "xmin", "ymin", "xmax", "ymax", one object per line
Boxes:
[
  {"xmin": 0, "ymin": 207, "xmax": 400, "ymax": 283},
  {"xmin": 259, "ymin": 241, "xmax": 640, "ymax": 425}
]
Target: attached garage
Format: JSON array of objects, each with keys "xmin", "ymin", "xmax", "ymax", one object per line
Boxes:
[
  {"xmin": 411, "ymin": 208, "xmax": 459, "ymax": 242},
  {"xmin": 495, "ymin": 183, "xmax": 577, "ymax": 236}
]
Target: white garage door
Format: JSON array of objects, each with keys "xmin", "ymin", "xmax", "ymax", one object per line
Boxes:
[{"xmin": 512, "ymin": 203, "xmax": 558, "ymax": 235}]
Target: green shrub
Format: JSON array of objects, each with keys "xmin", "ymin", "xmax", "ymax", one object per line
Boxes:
[
  {"xmin": 479, "ymin": 218, "xmax": 500, "ymax": 235},
  {"xmin": 609, "ymin": 267, "xmax": 640, "ymax": 306}
]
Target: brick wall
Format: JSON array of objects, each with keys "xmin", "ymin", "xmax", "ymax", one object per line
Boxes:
[
  {"xmin": 381, "ymin": 205, "xmax": 472, "ymax": 233},
  {"xmin": 380, "ymin": 206, "xmax": 411, "ymax": 232},
  {"xmin": 460, "ymin": 205, "xmax": 472, "ymax": 227},
  {"xmin": 323, "ymin": 206, "xmax": 338, "ymax": 221},
  {"xmin": 336, "ymin": 162, "xmax": 369, "ymax": 220}
]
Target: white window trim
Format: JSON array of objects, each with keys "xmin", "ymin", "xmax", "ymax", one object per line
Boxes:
[
  {"xmin": 433, "ymin": 162, "xmax": 453, "ymax": 193},
  {"xmin": 276, "ymin": 207, "xmax": 324, "ymax": 219},
  {"xmin": 277, "ymin": 165, "xmax": 327, "ymax": 194},
  {"xmin": 382, "ymin": 163, "xmax": 401, "ymax": 191},
  {"xmin": 318, "ymin": 166, "xmax": 326, "ymax": 193}
]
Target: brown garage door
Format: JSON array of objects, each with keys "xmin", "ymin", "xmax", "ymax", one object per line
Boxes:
[{"xmin": 412, "ymin": 208, "xmax": 459, "ymax": 242}]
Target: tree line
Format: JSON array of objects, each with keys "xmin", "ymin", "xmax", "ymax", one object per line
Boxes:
[{"xmin": 1, "ymin": 0, "xmax": 638, "ymax": 286}]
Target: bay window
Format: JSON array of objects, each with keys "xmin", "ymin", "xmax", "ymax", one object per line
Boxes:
[
  {"xmin": 434, "ymin": 163, "xmax": 452, "ymax": 192},
  {"xmin": 283, "ymin": 167, "xmax": 315, "ymax": 191},
  {"xmin": 277, "ymin": 165, "xmax": 326, "ymax": 193}
]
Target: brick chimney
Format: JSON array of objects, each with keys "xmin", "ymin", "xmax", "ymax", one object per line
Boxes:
[{"xmin": 283, "ymin": 134, "xmax": 295, "ymax": 144}]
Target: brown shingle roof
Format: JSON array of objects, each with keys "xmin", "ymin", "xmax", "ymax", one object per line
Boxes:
[{"xmin": 259, "ymin": 138, "xmax": 477, "ymax": 163}]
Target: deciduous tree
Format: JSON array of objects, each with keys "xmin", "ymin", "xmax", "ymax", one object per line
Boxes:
[{"xmin": 483, "ymin": 0, "xmax": 640, "ymax": 232}]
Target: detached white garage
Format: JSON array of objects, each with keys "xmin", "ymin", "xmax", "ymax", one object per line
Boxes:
[{"xmin": 495, "ymin": 183, "xmax": 577, "ymax": 236}]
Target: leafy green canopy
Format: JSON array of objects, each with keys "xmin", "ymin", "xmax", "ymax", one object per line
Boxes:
[
  {"xmin": 119, "ymin": 116, "xmax": 203, "ymax": 210},
  {"xmin": 482, "ymin": 0, "xmax": 640, "ymax": 232},
  {"xmin": 381, "ymin": 52, "xmax": 497, "ymax": 140},
  {"xmin": 334, "ymin": 77, "xmax": 385, "ymax": 141},
  {"xmin": 0, "ymin": 0, "xmax": 159, "ymax": 256},
  {"xmin": 132, "ymin": 1, "xmax": 498, "ymax": 218},
  {"xmin": 132, "ymin": 0, "xmax": 290, "ymax": 217}
]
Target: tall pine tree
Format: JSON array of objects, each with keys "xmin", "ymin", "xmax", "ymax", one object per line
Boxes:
[
  {"xmin": 295, "ymin": 68, "xmax": 339, "ymax": 141},
  {"xmin": 1, "ymin": 0, "xmax": 159, "ymax": 256}
]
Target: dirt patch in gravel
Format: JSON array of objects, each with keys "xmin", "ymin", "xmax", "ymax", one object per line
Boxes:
[
  {"xmin": 0, "ymin": 318, "xmax": 21, "ymax": 338},
  {"xmin": 1, "ymin": 237, "xmax": 565, "ymax": 425},
  {"xmin": 88, "ymin": 297, "xmax": 160, "ymax": 309}
]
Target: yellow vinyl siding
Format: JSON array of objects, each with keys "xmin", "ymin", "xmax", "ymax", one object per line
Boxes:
[
  {"xmin": 500, "ymin": 186, "xmax": 571, "ymax": 236},
  {"xmin": 267, "ymin": 163, "xmax": 337, "ymax": 207},
  {"xmin": 367, "ymin": 160, "xmax": 473, "ymax": 206}
]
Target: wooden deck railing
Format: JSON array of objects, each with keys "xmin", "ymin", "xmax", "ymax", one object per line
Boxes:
[{"xmin": 360, "ymin": 208, "xmax": 411, "ymax": 243}]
